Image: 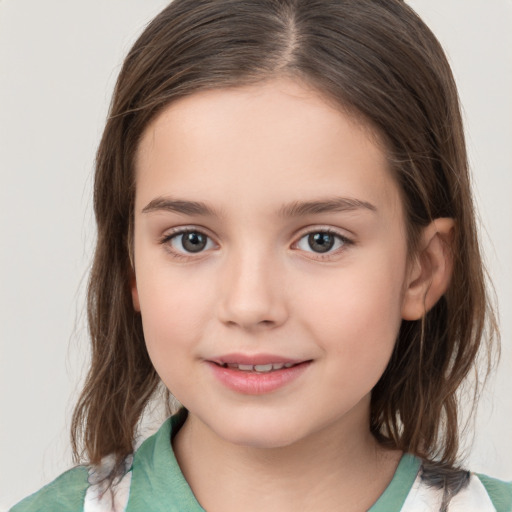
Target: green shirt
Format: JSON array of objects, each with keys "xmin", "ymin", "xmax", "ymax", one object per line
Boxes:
[{"xmin": 11, "ymin": 409, "xmax": 512, "ymax": 511}]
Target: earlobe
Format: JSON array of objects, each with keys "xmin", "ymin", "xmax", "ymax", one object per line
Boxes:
[
  {"xmin": 130, "ymin": 270, "xmax": 141, "ymax": 312},
  {"xmin": 401, "ymin": 218, "xmax": 455, "ymax": 321}
]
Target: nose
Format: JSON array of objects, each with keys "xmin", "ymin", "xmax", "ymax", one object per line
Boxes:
[{"xmin": 217, "ymin": 249, "xmax": 288, "ymax": 331}]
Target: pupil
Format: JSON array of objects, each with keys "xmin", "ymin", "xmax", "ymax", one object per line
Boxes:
[
  {"xmin": 308, "ymin": 232, "xmax": 334, "ymax": 253},
  {"xmin": 182, "ymin": 232, "xmax": 207, "ymax": 253}
]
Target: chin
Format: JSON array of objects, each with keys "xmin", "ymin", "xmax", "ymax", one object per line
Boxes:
[{"xmin": 210, "ymin": 413, "xmax": 308, "ymax": 450}]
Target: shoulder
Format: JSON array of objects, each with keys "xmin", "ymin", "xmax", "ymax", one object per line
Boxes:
[
  {"xmin": 476, "ymin": 473, "xmax": 512, "ymax": 512},
  {"xmin": 9, "ymin": 456, "xmax": 134, "ymax": 512},
  {"xmin": 9, "ymin": 466, "xmax": 89, "ymax": 512},
  {"xmin": 396, "ymin": 457, "xmax": 512, "ymax": 512},
  {"xmin": 9, "ymin": 414, "xmax": 184, "ymax": 512}
]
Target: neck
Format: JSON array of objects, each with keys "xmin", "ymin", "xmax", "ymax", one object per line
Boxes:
[{"xmin": 173, "ymin": 400, "xmax": 402, "ymax": 512}]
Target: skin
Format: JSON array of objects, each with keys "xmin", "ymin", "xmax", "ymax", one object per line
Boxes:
[{"xmin": 131, "ymin": 77, "xmax": 454, "ymax": 511}]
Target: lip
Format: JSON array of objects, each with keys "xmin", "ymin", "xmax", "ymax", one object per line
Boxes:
[
  {"xmin": 211, "ymin": 353, "xmax": 304, "ymax": 366},
  {"xmin": 206, "ymin": 355, "xmax": 312, "ymax": 395}
]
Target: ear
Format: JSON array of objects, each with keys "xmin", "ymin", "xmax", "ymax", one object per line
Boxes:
[
  {"xmin": 401, "ymin": 218, "xmax": 455, "ymax": 321},
  {"xmin": 130, "ymin": 269, "xmax": 141, "ymax": 312}
]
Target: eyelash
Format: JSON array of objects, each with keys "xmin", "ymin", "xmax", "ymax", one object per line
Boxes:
[{"xmin": 159, "ymin": 227, "xmax": 354, "ymax": 261}]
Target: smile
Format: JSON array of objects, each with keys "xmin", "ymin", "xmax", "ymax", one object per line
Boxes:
[
  {"xmin": 207, "ymin": 357, "xmax": 312, "ymax": 395},
  {"xmin": 218, "ymin": 362, "xmax": 297, "ymax": 372}
]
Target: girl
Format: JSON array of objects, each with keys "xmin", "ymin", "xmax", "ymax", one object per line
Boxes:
[{"xmin": 10, "ymin": 0, "xmax": 511, "ymax": 510}]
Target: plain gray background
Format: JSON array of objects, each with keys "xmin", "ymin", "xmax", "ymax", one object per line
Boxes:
[{"xmin": 1, "ymin": 1, "xmax": 511, "ymax": 509}]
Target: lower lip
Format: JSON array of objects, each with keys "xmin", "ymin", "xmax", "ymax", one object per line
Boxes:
[{"xmin": 206, "ymin": 361, "xmax": 311, "ymax": 395}]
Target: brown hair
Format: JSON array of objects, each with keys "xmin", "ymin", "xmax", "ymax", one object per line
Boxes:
[{"xmin": 72, "ymin": 0, "xmax": 498, "ymax": 477}]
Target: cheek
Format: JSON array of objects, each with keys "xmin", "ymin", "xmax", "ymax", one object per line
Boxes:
[
  {"xmin": 135, "ymin": 266, "xmax": 216, "ymax": 370},
  {"xmin": 300, "ymin": 251, "xmax": 406, "ymax": 366}
]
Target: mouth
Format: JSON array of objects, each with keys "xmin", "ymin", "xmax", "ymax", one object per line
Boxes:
[
  {"xmin": 206, "ymin": 356, "xmax": 312, "ymax": 394},
  {"xmin": 213, "ymin": 361, "xmax": 300, "ymax": 373}
]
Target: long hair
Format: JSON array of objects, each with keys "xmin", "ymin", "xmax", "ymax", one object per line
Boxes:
[{"xmin": 72, "ymin": 0, "xmax": 498, "ymax": 478}]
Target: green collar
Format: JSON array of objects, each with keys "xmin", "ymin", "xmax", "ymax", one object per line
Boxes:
[
  {"xmin": 127, "ymin": 408, "xmax": 205, "ymax": 511},
  {"xmin": 127, "ymin": 409, "xmax": 420, "ymax": 511},
  {"xmin": 369, "ymin": 452, "xmax": 421, "ymax": 511}
]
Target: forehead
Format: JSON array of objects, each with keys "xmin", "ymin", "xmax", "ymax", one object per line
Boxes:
[{"xmin": 134, "ymin": 77, "xmax": 401, "ymax": 219}]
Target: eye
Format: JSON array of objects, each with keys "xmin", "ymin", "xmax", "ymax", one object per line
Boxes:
[
  {"xmin": 295, "ymin": 230, "xmax": 350, "ymax": 255},
  {"xmin": 164, "ymin": 230, "xmax": 215, "ymax": 255}
]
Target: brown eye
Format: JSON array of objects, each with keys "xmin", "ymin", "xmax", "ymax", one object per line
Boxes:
[
  {"xmin": 181, "ymin": 232, "xmax": 207, "ymax": 252},
  {"xmin": 295, "ymin": 230, "xmax": 350, "ymax": 255},
  {"xmin": 307, "ymin": 232, "xmax": 335, "ymax": 253},
  {"xmin": 167, "ymin": 230, "xmax": 214, "ymax": 254}
]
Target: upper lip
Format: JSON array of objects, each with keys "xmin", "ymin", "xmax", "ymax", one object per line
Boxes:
[{"xmin": 209, "ymin": 353, "xmax": 308, "ymax": 366}]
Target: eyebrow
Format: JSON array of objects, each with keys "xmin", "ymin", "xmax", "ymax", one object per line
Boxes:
[
  {"xmin": 278, "ymin": 197, "xmax": 377, "ymax": 217},
  {"xmin": 142, "ymin": 197, "xmax": 222, "ymax": 217},
  {"xmin": 141, "ymin": 196, "xmax": 377, "ymax": 217}
]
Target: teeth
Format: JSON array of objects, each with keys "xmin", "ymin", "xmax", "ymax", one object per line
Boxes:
[
  {"xmin": 221, "ymin": 362, "xmax": 296, "ymax": 372},
  {"xmin": 254, "ymin": 364, "xmax": 273, "ymax": 372}
]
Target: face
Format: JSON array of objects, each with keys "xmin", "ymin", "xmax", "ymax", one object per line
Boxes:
[{"xmin": 132, "ymin": 77, "xmax": 410, "ymax": 449}]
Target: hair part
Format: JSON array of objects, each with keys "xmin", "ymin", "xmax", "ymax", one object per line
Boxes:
[{"xmin": 72, "ymin": 0, "xmax": 499, "ymax": 486}]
